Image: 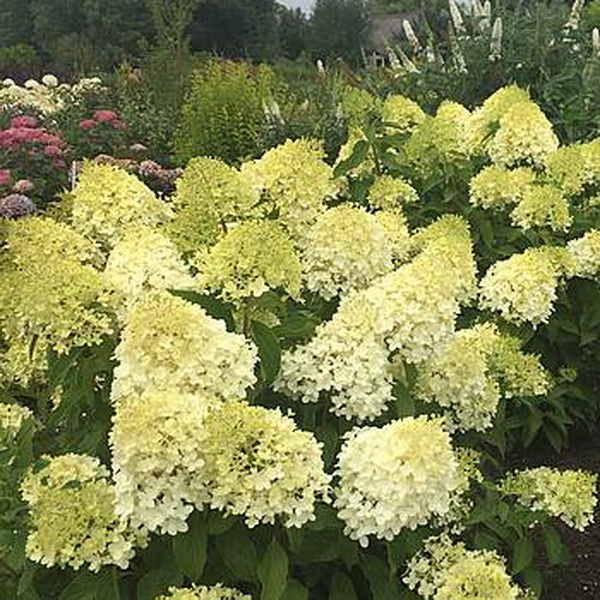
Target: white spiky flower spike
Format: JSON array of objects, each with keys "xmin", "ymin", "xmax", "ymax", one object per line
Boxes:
[
  {"xmin": 593, "ymin": 27, "xmax": 600, "ymax": 57},
  {"xmin": 387, "ymin": 45, "xmax": 402, "ymax": 71},
  {"xmin": 482, "ymin": 0, "xmax": 492, "ymax": 29},
  {"xmin": 490, "ymin": 17, "xmax": 503, "ymax": 61},
  {"xmin": 316, "ymin": 59, "xmax": 325, "ymax": 74},
  {"xmin": 565, "ymin": 0, "xmax": 585, "ymax": 32},
  {"xmin": 403, "ymin": 20, "xmax": 423, "ymax": 53},
  {"xmin": 396, "ymin": 44, "xmax": 420, "ymax": 73},
  {"xmin": 449, "ymin": 0, "xmax": 465, "ymax": 35},
  {"xmin": 471, "ymin": 0, "xmax": 483, "ymax": 17}
]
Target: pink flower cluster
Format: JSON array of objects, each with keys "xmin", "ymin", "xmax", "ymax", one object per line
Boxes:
[
  {"xmin": 0, "ymin": 115, "xmax": 67, "ymax": 170},
  {"xmin": 80, "ymin": 109, "xmax": 128, "ymax": 131}
]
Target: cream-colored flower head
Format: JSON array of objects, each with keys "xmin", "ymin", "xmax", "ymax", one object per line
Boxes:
[
  {"xmin": 510, "ymin": 185, "xmax": 572, "ymax": 231},
  {"xmin": 367, "ymin": 175, "xmax": 419, "ymax": 211},
  {"xmin": 241, "ymin": 139, "xmax": 337, "ymax": 240},
  {"xmin": 404, "ymin": 534, "xmax": 524, "ymax": 600},
  {"xmin": 334, "ymin": 417, "xmax": 459, "ymax": 546},
  {"xmin": 21, "ymin": 454, "xmax": 142, "ymax": 571},
  {"xmin": 156, "ymin": 584, "xmax": 251, "ymax": 600},
  {"xmin": 479, "ymin": 247, "xmax": 575, "ymax": 325},
  {"xmin": 0, "ymin": 403, "xmax": 33, "ymax": 435},
  {"xmin": 110, "ymin": 391, "xmax": 212, "ymax": 535},
  {"xmin": 469, "ymin": 165, "xmax": 535, "ymax": 210},
  {"xmin": 168, "ymin": 157, "xmax": 258, "ymax": 254},
  {"xmin": 105, "ymin": 226, "xmax": 195, "ymax": 314},
  {"xmin": 567, "ymin": 229, "xmax": 600, "ymax": 279},
  {"xmin": 196, "ymin": 220, "xmax": 302, "ymax": 302},
  {"xmin": 201, "ymin": 401, "xmax": 330, "ymax": 528},
  {"xmin": 71, "ymin": 163, "xmax": 171, "ymax": 249},
  {"xmin": 0, "ymin": 217, "xmax": 113, "ymax": 354},
  {"xmin": 302, "ymin": 205, "xmax": 396, "ymax": 299},
  {"xmin": 110, "ymin": 291, "xmax": 256, "ymax": 403},
  {"xmin": 487, "ymin": 102, "xmax": 559, "ymax": 167},
  {"xmin": 381, "ymin": 94, "xmax": 426, "ymax": 134},
  {"xmin": 417, "ymin": 323, "xmax": 550, "ymax": 432},
  {"xmin": 546, "ymin": 138, "xmax": 600, "ymax": 196},
  {"xmin": 276, "ymin": 216, "xmax": 475, "ymax": 421},
  {"xmin": 500, "ymin": 467, "xmax": 598, "ymax": 530}
]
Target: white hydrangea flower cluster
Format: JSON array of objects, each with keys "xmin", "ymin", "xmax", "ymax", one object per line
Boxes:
[
  {"xmin": 241, "ymin": 139, "xmax": 337, "ymax": 240},
  {"xmin": 196, "ymin": 220, "xmax": 303, "ymax": 302},
  {"xmin": 435, "ymin": 448, "xmax": 484, "ymax": 533},
  {"xmin": 467, "ymin": 85, "xmax": 558, "ymax": 167},
  {"xmin": 375, "ymin": 210, "xmax": 412, "ymax": 262},
  {"xmin": 71, "ymin": 163, "xmax": 172, "ymax": 249},
  {"xmin": 110, "ymin": 292, "xmax": 257, "ymax": 404},
  {"xmin": 567, "ymin": 229, "xmax": 600, "ymax": 279},
  {"xmin": 479, "ymin": 247, "xmax": 575, "ymax": 325},
  {"xmin": 469, "ymin": 166, "xmax": 535, "ymax": 210},
  {"xmin": 21, "ymin": 454, "xmax": 142, "ymax": 571},
  {"xmin": 169, "ymin": 156, "xmax": 259, "ymax": 254},
  {"xmin": 499, "ymin": 467, "xmax": 598, "ymax": 531},
  {"xmin": 105, "ymin": 226, "xmax": 195, "ymax": 314},
  {"xmin": 416, "ymin": 323, "xmax": 550, "ymax": 432},
  {"xmin": 381, "ymin": 94, "xmax": 427, "ymax": 134},
  {"xmin": 546, "ymin": 139, "xmax": 600, "ymax": 196},
  {"xmin": 110, "ymin": 395, "xmax": 329, "ymax": 534},
  {"xmin": 0, "ymin": 402, "xmax": 33, "ymax": 435},
  {"xmin": 486, "ymin": 101, "xmax": 559, "ymax": 167},
  {"xmin": 509, "ymin": 185, "xmax": 572, "ymax": 232},
  {"xmin": 334, "ymin": 417, "xmax": 459, "ymax": 547},
  {"xmin": 301, "ymin": 205, "xmax": 396, "ymax": 299},
  {"xmin": 0, "ymin": 75, "xmax": 103, "ymax": 113},
  {"xmin": 110, "ymin": 391, "xmax": 212, "ymax": 535},
  {"xmin": 276, "ymin": 216, "xmax": 476, "ymax": 421},
  {"xmin": 404, "ymin": 534, "xmax": 524, "ymax": 600},
  {"xmin": 156, "ymin": 584, "xmax": 251, "ymax": 600},
  {"xmin": 367, "ymin": 175, "xmax": 419, "ymax": 211},
  {"xmin": 201, "ymin": 401, "xmax": 330, "ymax": 528}
]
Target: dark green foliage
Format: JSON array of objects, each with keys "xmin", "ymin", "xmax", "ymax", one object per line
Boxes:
[{"xmin": 310, "ymin": 0, "xmax": 372, "ymax": 66}]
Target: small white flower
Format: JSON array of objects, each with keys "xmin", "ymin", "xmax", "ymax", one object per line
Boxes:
[{"xmin": 41, "ymin": 74, "xmax": 59, "ymax": 88}]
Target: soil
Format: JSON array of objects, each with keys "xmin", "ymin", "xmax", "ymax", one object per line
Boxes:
[{"xmin": 521, "ymin": 430, "xmax": 600, "ymax": 599}]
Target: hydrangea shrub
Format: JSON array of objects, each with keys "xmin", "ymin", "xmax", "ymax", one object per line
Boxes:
[{"xmin": 0, "ymin": 85, "xmax": 599, "ymax": 600}]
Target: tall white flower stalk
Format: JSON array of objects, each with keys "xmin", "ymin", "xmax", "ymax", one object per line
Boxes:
[{"xmin": 490, "ymin": 17, "xmax": 503, "ymax": 61}]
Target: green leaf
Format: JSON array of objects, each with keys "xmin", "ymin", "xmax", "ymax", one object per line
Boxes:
[
  {"xmin": 511, "ymin": 537, "xmax": 534, "ymax": 574},
  {"xmin": 360, "ymin": 555, "xmax": 399, "ymax": 600},
  {"xmin": 59, "ymin": 572, "xmax": 98, "ymax": 600},
  {"xmin": 251, "ymin": 321, "xmax": 281, "ymax": 385},
  {"xmin": 296, "ymin": 529, "xmax": 340, "ymax": 563},
  {"xmin": 333, "ymin": 139, "xmax": 370, "ymax": 178},
  {"xmin": 272, "ymin": 313, "xmax": 317, "ymax": 340},
  {"xmin": 257, "ymin": 540, "xmax": 289, "ymax": 600},
  {"xmin": 169, "ymin": 290, "xmax": 235, "ymax": 331},
  {"xmin": 282, "ymin": 580, "xmax": 308, "ymax": 600},
  {"xmin": 206, "ymin": 511, "xmax": 236, "ymax": 535},
  {"xmin": 59, "ymin": 571, "xmax": 118, "ymax": 600},
  {"xmin": 543, "ymin": 525, "xmax": 569, "ymax": 565},
  {"xmin": 137, "ymin": 558, "xmax": 183, "ymax": 600},
  {"xmin": 328, "ymin": 571, "xmax": 358, "ymax": 600},
  {"xmin": 215, "ymin": 523, "xmax": 259, "ymax": 581},
  {"xmin": 393, "ymin": 381, "xmax": 415, "ymax": 418},
  {"xmin": 172, "ymin": 512, "xmax": 207, "ymax": 581},
  {"xmin": 521, "ymin": 566, "xmax": 543, "ymax": 598}
]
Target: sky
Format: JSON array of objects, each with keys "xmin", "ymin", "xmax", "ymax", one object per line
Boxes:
[{"xmin": 279, "ymin": 0, "xmax": 314, "ymax": 13}]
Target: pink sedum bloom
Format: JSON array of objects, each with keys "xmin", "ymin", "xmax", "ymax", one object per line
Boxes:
[
  {"xmin": 10, "ymin": 115, "xmax": 39, "ymax": 128},
  {"xmin": 44, "ymin": 144, "xmax": 63, "ymax": 157},
  {"xmin": 80, "ymin": 119, "xmax": 95, "ymax": 131},
  {"xmin": 12, "ymin": 179, "xmax": 35, "ymax": 194},
  {"xmin": 0, "ymin": 169, "xmax": 10, "ymax": 186},
  {"xmin": 111, "ymin": 119, "xmax": 128, "ymax": 131},
  {"xmin": 94, "ymin": 109, "xmax": 118, "ymax": 122}
]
